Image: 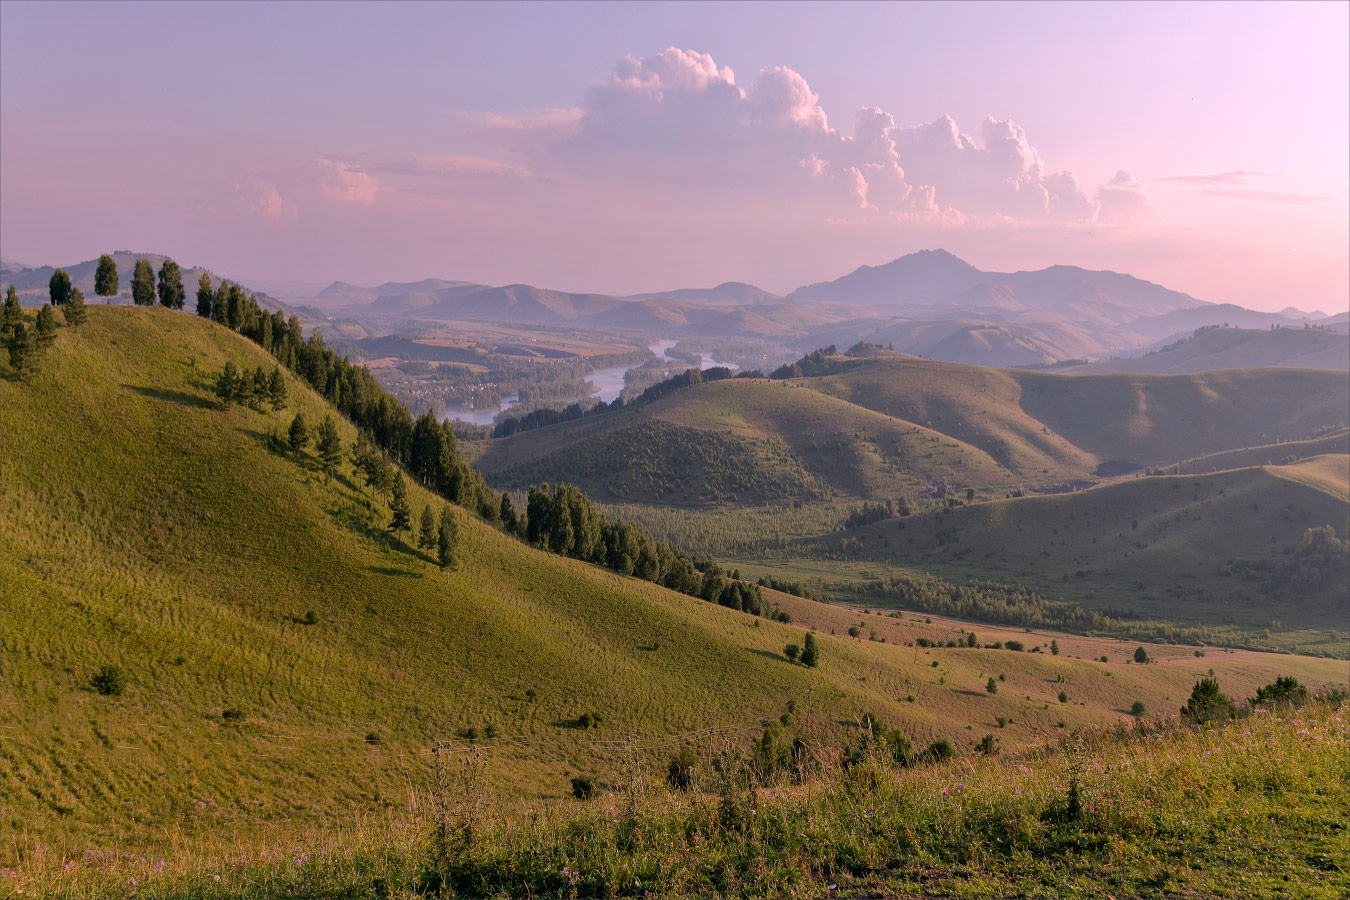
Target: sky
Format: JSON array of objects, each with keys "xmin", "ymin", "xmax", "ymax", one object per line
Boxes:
[{"xmin": 2, "ymin": 1, "xmax": 1346, "ymax": 311}]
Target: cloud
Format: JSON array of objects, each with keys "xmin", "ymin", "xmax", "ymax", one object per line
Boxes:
[
  {"xmin": 487, "ymin": 47, "xmax": 1133, "ymax": 225},
  {"xmin": 1198, "ymin": 188, "xmax": 1332, "ymax": 207},
  {"xmin": 1096, "ymin": 170, "xmax": 1155, "ymax": 224},
  {"xmin": 1157, "ymin": 170, "xmax": 1276, "ymax": 185},
  {"xmin": 313, "ymin": 159, "xmax": 379, "ymax": 205},
  {"xmin": 232, "ymin": 179, "xmax": 284, "ymax": 220}
]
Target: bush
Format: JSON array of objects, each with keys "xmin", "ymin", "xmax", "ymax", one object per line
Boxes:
[
  {"xmin": 1130, "ymin": 700, "xmax": 1147, "ymax": 718},
  {"xmin": 1004, "ymin": 640, "xmax": 1024, "ymax": 652},
  {"xmin": 924, "ymin": 738, "xmax": 956, "ymax": 763},
  {"xmin": 90, "ymin": 665, "xmax": 126, "ymax": 696},
  {"xmin": 975, "ymin": 734, "xmax": 998, "ymax": 755},
  {"xmin": 570, "ymin": 776, "xmax": 594, "ymax": 800},
  {"xmin": 1058, "ymin": 691, "xmax": 1068, "ymax": 703},
  {"xmin": 1134, "ymin": 646, "xmax": 1149, "ymax": 663},
  {"xmin": 784, "ymin": 643, "xmax": 800, "ymax": 663},
  {"xmin": 1182, "ymin": 677, "xmax": 1236, "ymax": 723},
  {"xmin": 667, "ymin": 747, "xmax": 697, "ymax": 790},
  {"xmin": 577, "ymin": 712, "xmax": 602, "ymax": 730},
  {"xmin": 302, "ymin": 610, "xmax": 319, "ymax": 625},
  {"xmin": 222, "ymin": 706, "xmax": 245, "ymax": 721},
  {"xmin": 985, "ymin": 677, "xmax": 998, "ymax": 695},
  {"xmin": 1251, "ymin": 676, "xmax": 1309, "ymax": 710}
]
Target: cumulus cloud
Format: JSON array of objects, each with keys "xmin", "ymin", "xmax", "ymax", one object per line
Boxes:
[
  {"xmin": 232, "ymin": 179, "xmax": 285, "ymax": 220},
  {"xmin": 504, "ymin": 46, "xmax": 1141, "ymax": 225},
  {"xmin": 1096, "ymin": 170, "xmax": 1155, "ymax": 223},
  {"xmin": 314, "ymin": 159, "xmax": 379, "ymax": 205}
]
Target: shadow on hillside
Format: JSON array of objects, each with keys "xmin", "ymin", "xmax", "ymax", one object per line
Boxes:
[
  {"xmin": 745, "ymin": 648, "xmax": 790, "ymax": 663},
  {"xmin": 949, "ymin": 689, "xmax": 986, "ymax": 697},
  {"xmin": 368, "ymin": 565, "xmax": 421, "ymax": 579},
  {"xmin": 125, "ymin": 384, "xmax": 214, "ymax": 409},
  {"xmin": 550, "ymin": 718, "xmax": 594, "ymax": 730}
]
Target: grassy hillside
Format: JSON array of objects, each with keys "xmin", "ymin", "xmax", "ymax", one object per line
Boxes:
[
  {"xmin": 1175, "ymin": 428, "xmax": 1349, "ymax": 475},
  {"xmin": 6, "ymin": 307, "xmax": 1344, "ymax": 866},
  {"xmin": 790, "ymin": 462, "xmax": 1349, "ymax": 655},
  {"xmin": 1064, "ymin": 325, "xmax": 1349, "ymax": 374}
]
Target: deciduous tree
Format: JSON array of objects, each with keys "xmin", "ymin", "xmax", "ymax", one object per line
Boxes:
[
  {"xmin": 196, "ymin": 272, "xmax": 214, "ymax": 317},
  {"xmin": 48, "ymin": 268, "xmax": 73, "ymax": 306},
  {"xmin": 131, "ymin": 259, "xmax": 156, "ymax": 306},
  {"xmin": 95, "ymin": 254, "xmax": 119, "ymax": 303},
  {"xmin": 157, "ymin": 258, "xmax": 185, "ymax": 309}
]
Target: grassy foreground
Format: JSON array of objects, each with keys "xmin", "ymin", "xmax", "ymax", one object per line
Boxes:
[{"xmin": 6, "ymin": 701, "xmax": 1346, "ymax": 899}]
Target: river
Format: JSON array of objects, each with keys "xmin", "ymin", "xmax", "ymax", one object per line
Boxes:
[{"xmin": 443, "ymin": 339, "xmax": 738, "ymax": 425}]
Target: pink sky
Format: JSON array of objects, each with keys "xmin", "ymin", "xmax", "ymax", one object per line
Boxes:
[{"xmin": 2, "ymin": 2, "xmax": 1346, "ymax": 312}]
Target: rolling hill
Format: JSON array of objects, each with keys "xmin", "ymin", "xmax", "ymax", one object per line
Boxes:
[
  {"xmin": 1056, "ymin": 325, "xmax": 1349, "ymax": 374},
  {"xmin": 14, "ymin": 307, "xmax": 1341, "ymax": 856}
]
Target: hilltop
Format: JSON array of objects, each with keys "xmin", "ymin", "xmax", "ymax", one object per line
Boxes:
[
  {"xmin": 1055, "ymin": 325, "xmax": 1349, "ymax": 374},
  {"xmin": 12, "ymin": 308, "xmax": 1342, "ymax": 857}
]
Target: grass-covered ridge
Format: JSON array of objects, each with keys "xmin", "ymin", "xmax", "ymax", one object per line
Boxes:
[{"xmin": 12, "ymin": 701, "xmax": 1348, "ymax": 899}]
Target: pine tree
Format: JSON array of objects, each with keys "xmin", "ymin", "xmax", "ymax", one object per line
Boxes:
[
  {"xmin": 7, "ymin": 322, "xmax": 33, "ymax": 377},
  {"xmin": 215, "ymin": 361, "xmax": 239, "ymax": 404},
  {"xmin": 95, "ymin": 254, "xmax": 119, "ymax": 303},
  {"xmin": 389, "ymin": 473, "xmax": 411, "ymax": 536},
  {"xmin": 2, "ymin": 285, "xmax": 21, "ymax": 339},
  {"xmin": 157, "ymin": 258, "xmax": 185, "ymax": 309},
  {"xmin": 800, "ymin": 632, "xmax": 819, "ymax": 668},
  {"xmin": 251, "ymin": 366, "xmax": 269, "ymax": 408},
  {"xmin": 48, "ymin": 268, "xmax": 73, "ymax": 306},
  {"xmin": 418, "ymin": 505, "xmax": 436, "ymax": 549},
  {"xmin": 34, "ymin": 304, "xmax": 58, "ymax": 349},
  {"xmin": 316, "ymin": 415, "xmax": 343, "ymax": 477},
  {"xmin": 196, "ymin": 272, "xmax": 214, "ymax": 317},
  {"xmin": 131, "ymin": 259, "xmax": 156, "ymax": 306},
  {"xmin": 268, "ymin": 366, "xmax": 287, "ymax": 409},
  {"xmin": 287, "ymin": 412, "xmax": 309, "ymax": 453},
  {"xmin": 499, "ymin": 494, "xmax": 519, "ymax": 535},
  {"xmin": 437, "ymin": 505, "xmax": 458, "ymax": 569},
  {"xmin": 212, "ymin": 281, "xmax": 230, "ymax": 323},
  {"xmin": 63, "ymin": 288, "xmax": 88, "ymax": 329}
]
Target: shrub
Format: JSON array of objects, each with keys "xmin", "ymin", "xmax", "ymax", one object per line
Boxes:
[
  {"xmin": 222, "ymin": 706, "xmax": 245, "ymax": 721},
  {"xmin": 925, "ymin": 738, "xmax": 957, "ymax": 763},
  {"xmin": 800, "ymin": 632, "xmax": 819, "ymax": 668},
  {"xmin": 570, "ymin": 776, "xmax": 594, "ymax": 800},
  {"xmin": 302, "ymin": 610, "xmax": 319, "ymax": 625},
  {"xmin": 90, "ymin": 665, "xmax": 126, "ymax": 696},
  {"xmin": 577, "ymin": 712, "xmax": 602, "ymax": 730},
  {"xmin": 1130, "ymin": 701, "xmax": 1147, "ymax": 718},
  {"xmin": 996, "ymin": 716, "xmax": 1010, "ymax": 728},
  {"xmin": 1058, "ymin": 691, "xmax": 1068, "ymax": 703},
  {"xmin": 365, "ymin": 731, "xmax": 382, "ymax": 744},
  {"xmin": 975, "ymin": 734, "xmax": 998, "ymax": 755},
  {"xmin": 847, "ymin": 626, "xmax": 861, "ymax": 638},
  {"xmin": 1004, "ymin": 640, "xmax": 1024, "ymax": 652},
  {"xmin": 483, "ymin": 724, "xmax": 498, "ymax": 739},
  {"xmin": 1251, "ymin": 676, "xmax": 1309, "ymax": 710},
  {"xmin": 1134, "ymin": 646, "xmax": 1149, "ymax": 663},
  {"xmin": 1182, "ymin": 677, "xmax": 1236, "ymax": 723},
  {"xmin": 1050, "ymin": 640, "xmax": 1060, "ymax": 656},
  {"xmin": 784, "ymin": 643, "xmax": 800, "ymax": 663},
  {"xmin": 985, "ymin": 677, "xmax": 998, "ymax": 695},
  {"xmin": 668, "ymin": 747, "xmax": 697, "ymax": 790}
]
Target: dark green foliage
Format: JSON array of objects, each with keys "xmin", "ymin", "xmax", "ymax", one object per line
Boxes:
[
  {"xmin": 1004, "ymin": 639, "xmax": 1024, "ymax": 652},
  {"xmin": 316, "ymin": 415, "xmax": 343, "ymax": 476},
  {"xmin": 577, "ymin": 711, "xmax": 601, "ymax": 730},
  {"xmin": 667, "ymin": 746, "xmax": 697, "ymax": 790},
  {"xmin": 63, "ymin": 288, "xmax": 87, "ymax": 329},
  {"xmin": 1134, "ymin": 646, "xmax": 1149, "ymax": 663},
  {"xmin": 883, "ymin": 728, "xmax": 914, "ymax": 765},
  {"xmin": 7, "ymin": 322, "xmax": 33, "ymax": 377},
  {"xmin": 570, "ymin": 776, "xmax": 594, "ymax": 800},
  {"xmin": 34, "ymin": 305, "xmax": 58, "ymax": 350},
  {"xmin": 131, "ymin": 259, "xmax": 156, "ymax": 306},
  {"xmin": 1251, "ymin": 676, "xmax": 1309, "ymax": 709},
  {"xmin": 388, "ymin": 474, "xmax": 412, "ymax": 536},
  {"xmin": 1130, "ymin": 700, "xmax": 1147, "ymax": 718},
  {"xmin": 756, "ymin": 575, "xmax": 815, "ymax": 600},
  {"xmin": 287, "ymin": 413, "xmax": 309, "ymax": 453},
  {"xmin": 157, "ymin": 259, "xmax": 185, "ymax": 309},
  {"xmin": 770, "ymin": 345, "xmax": 866, "ymax": 379},
  {"xmin": 418, "ymin": 505, "xmax": 436, "ymax": 550},
  {"xmin": 90, "ymin": 665, "xmax": 126, "ymax": 696},
  {"xmin": 94, "ymin": 254, "xmax": 119, "ymax": 302},
  {"xmin": 48, "ymin": 268, "xmax": 73, "ymax": 306},
  {"xmin": 967, "ymin": 631, "xmax": 979, "ymax": 648},
  {"xmin": 2, "ymin": 285, "xmax": 21, "ymax": 338},
  {"xmin": 302, "ymin": 610, "xmax": 319, "ymax": 625},
  {"xmin": 1058, "ymin": 691, "xmax": 1068, "ymax": 703},
  {"xmin": 437, "ymin": 506, "xmax": 458, "ymax": 569},
  {"xmin": 752, "ymin": 721, "xmax": 792, "ymax": 783},
  {"xmin": 267, "ymin": 366, "xmax": 287, "ymax": 409},
  {"xmin": 498, "ymin": 494, "xmax": 519, "ymax": 536},
  {"xmin": 215, "ymin": 362, "xmax": 239, "ymax": 405},
  {"xmin": 196, "ymin": 272, "xmax": 214, "ymax": 318},
  {"xmin": 784, "ymin": 643, "xmax": 800, "ymax": 663},
  {"xmin": 800, "ymin": 632, "xmax": 819, "ymax": 668},
  {"xmin": 1050, "ymin": 640, "xmax": 1060, "ymax": 656},
  {"xmin": 986, "ymin": 677, "xmax": 998, "ymax": 695},
  {"xmin": 1182, "ymin": 677, "xmax": 1236, "ymax": 723},
  {"xmin": 211, "ymin": 281, "xmax": 229, "ymax": 324},
  {"xmin": 924, "ymin": 737, "xmax": 956, "ymax": 763},
  {"xmin": 975, "ymin": 734, "xmax": 998, "ymax": 755}
]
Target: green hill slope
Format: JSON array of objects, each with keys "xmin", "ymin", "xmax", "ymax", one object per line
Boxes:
[
  {"xmin": 4, "ymin": 308, "xmax": 1347, "ymax": 894},
  {"xmin": 800, "ymin": 461, "xmax": 1349, "ymax": 654}
]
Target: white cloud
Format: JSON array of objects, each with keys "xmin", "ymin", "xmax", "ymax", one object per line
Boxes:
[
  {"xmin": 314, "ymin": 159, "xmax": 379, "ymax": 205},
  {"xmin": 1096, "ymin": 170, "xmax": 1155, "ymax": 223}
]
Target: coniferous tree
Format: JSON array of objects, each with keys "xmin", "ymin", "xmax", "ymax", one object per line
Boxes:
[
  {"xmin": 7, "ymin": 322, "xmax": 33, "ymax": 376},
  {"xmin": 1181, "ymin": 677, "xmax": 1236, "ymax": 723},
  {"xmin": 251, "ymin": 366, "xmax": 269, "ymax": 408},
  {"xmin": 389, "ymin": 473, "xmax": 412, "ymax": 536},
  {"xmin": 499, "ymin": 494, "xmax": 519, "ymax": 535},
  {"xmin": 800, "ymin": 632, "xmax": 819, "ymax": 668},
  {"xmin": 287, "ymin": 412, "xmax": 309, "ymax": 453},
  {"xmin": 316, "ymin": 415, "xmax": 343, "ymax": 477},
  {"xmin": 418, "ymin": 505, "xmax": 436, "ymax": 550},
  {"xmin": 48, "ymin": 268, "xmax": 73, "ymax": 306},
  {"xmin": 63, "ymin": 288, "xmax": 88, "ymax": 329},
  {"xmin": 95, "ymin": 254, "xmax": 119, "ymax": 303},
  {"xmin": 157, "ymin": 258, "xmax": 185, "ymax": 309},
  {"xmin": 2, "ymin": 286, "xmax": 22, "ymax": 339},
  {"xmin": 34, "ymin": 304, "xmax": 58, "ymax": 349},
  {"xmin": 215, "ymin": 361, "xmax": 239, "ymax": 405},
  {"xmin": 196, "ymin": 272, "xmax": 214, "ymax": 317},
  {"xmin": 131, "ymin": 259, "xmax": 156, "ymax": 305},
  {"xmin": 437, "ymin": 505, "xmax": 459, "ymax": 569},
  {"xmin": 212, "ymin": 281, "xmax": 230, "ymax": 323},
  {"xmin": 268, "ymin": 365, "xmax": 287, "ymax": 409}
]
